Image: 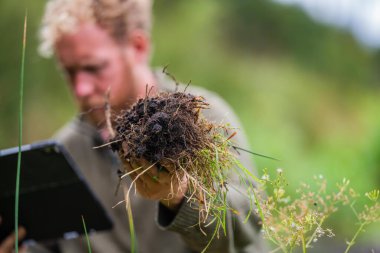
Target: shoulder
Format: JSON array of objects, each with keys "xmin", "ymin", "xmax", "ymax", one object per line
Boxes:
[
  {"xmin": 155, "ymin": 69, "xmax": 254, "ymax": 169},
  {"xmin": 155, "ymin": 68, "xmax": 241, "ymax": 128}
]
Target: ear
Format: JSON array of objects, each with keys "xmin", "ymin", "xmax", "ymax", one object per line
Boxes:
[{"xmin": 126, "ymin": 29, "xmax": 151, "ymax": 64}]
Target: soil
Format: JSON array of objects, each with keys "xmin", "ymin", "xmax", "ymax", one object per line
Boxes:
[
  {"xmin": 110, "ymin": 90, "xmax": 243, "ymax": 230},
  {"xmin": 110, "ymin": 92, "xmax": 212, "ymax": 166}
]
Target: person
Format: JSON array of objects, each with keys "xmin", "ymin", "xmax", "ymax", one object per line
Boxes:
[{"xmin": 2, "ymin": 0, "xmax": 267, "ymax": 252}]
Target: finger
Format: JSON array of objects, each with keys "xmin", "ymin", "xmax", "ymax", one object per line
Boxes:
[
  {"xmin": 121, "ymin": 160, "xmax": 143, "ymax": 181},
  {"xmin": 18, "ymin": 227, "xmax": 27, "ymax": 239},
  {"xmin": 0, "ymin": 234, "xmax": 15, "ymax": 253},
  {"xmin": 156, "ymin": 163, "xmax": 170, "ymax": 174},
  {"xmin": 0, "ymin": 227, "xmax": 26, "ymax": 253},
  {"xmin": 141, "ymin": 159, "xmax": 177, "ymax": 185},
  {"xmin": 139, "ymin": 159, "xmax": 158, "ymax": 177},
  {"xmin": 132, "ymin": 159, "xmax": 158, "ymax": 183},
  {"xmin": 160, "ymin": 159, "xmax": 176, "ymax": 173},
  {"xmin": 157, "ymin": 160, "xmax": 180, "ymax": 185},
  {"xmin": 19, "ymin": 244, "xmax": 28, "ymax": 253},
  {"xmin": 120, "ymin": 160, "xmax": 144, "ymax": 197},
  {"xmin": 122, "ymin": 159, "xmax": 134, "ymax": 172}
]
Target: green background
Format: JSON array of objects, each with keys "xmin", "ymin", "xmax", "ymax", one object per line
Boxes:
[{"xmin": 1, "ymin": 0, "xmax": 379, "ymax": 250}]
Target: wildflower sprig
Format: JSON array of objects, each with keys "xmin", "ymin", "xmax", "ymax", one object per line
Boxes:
[
  {"xmin": 365, "ymin": 189, "xmax": 379, "ymax": 202},
  {"xmin": 344, "ymin": 189, "xmax": 380, "ymax": 253},
  {"xmin": 252, "ymin": 170, "xmax": 379, "ymax": 253}
]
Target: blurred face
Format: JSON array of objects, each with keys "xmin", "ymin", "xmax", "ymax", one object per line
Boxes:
[{"xmin": 55, "ymin": 23, "xmax": 139, "ymax": 126}]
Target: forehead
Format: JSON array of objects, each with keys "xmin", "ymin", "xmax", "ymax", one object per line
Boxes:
[{"xmin": 55, "ymin": 23, "xmax": 121, "ymax": 64}]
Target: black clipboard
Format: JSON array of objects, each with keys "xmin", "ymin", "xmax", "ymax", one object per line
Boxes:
[{"xmin": 0, "ymin": 140, "xmax": 113, "ymax": 242}]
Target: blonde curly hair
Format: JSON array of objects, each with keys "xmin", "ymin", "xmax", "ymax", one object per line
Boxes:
[{"xmin": 39, "ymin": 0, "xmax": 152, "ymax": 57}]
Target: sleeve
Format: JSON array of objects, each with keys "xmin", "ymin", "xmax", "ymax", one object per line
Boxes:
[{"xmin": 155, "ymin": 89, "xmax": 268, "ymax": 253}]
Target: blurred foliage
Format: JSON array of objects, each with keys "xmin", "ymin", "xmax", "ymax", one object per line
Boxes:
[
  {"xmin": 0, "ymin": 0, "xmax": 379, "ymax": 249},
  {"xmin": 0, "ymin": 0, "xmax": 75, "ymax": 148},
  {"xmin": 220, "ymin": 0, "xmax": 380, "ymax": 87}
]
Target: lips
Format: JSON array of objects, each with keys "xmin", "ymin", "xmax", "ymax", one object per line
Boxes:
[{"xmin": 79, "ymin": 96, "xmax": 106, "ymax": 111}]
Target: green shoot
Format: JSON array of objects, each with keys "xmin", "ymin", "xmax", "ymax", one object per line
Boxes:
[
  {"xmin": 15, "ymin": 12, "xmax": 27, "ymax": 253},
  {"xmin": 344, "ymin": 189, "xmax": 380, "ymax": 253},
  {"xmin": 126, "ymin": 195, "xmax": 137, "ymax": 253},
  {"xmin": 344, "ymin": 222, "xmax": 366, "ymax": 253},
  {"xmin": 201, "ymin": 218, "xmax": 221, "ymax": 253},
  {"xmin": 81, "ymin": 215, "xmax": 92, "ymax": 253}
]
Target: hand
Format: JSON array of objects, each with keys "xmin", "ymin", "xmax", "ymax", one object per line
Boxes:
[
  {"xmin": 122, "ymin": 158, "xmax": 188, "ymax": 211},
  {"xmin": 0, "ymin": 217, "xmax": 27, "ymax": 253}
]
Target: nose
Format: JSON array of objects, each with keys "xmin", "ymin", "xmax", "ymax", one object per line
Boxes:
[{"xmin": 72, "ymin": 72, "xmax": 95, "ymax": 98}]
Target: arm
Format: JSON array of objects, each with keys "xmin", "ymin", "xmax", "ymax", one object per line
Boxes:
[{"xmin": 156, "ymin": 184, "xmax": 265, "ymax": 253}]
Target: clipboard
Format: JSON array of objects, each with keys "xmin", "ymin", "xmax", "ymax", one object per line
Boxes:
[{"xmin": 0, "ymin": 140, "xmax": 113, "ymax": 242}]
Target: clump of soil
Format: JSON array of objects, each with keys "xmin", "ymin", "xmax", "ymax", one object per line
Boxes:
[
  {"xmin": 111, "ymin": 91, "xmax": 241, "ymax": 227},
  {"xmin": 108, "ymin": 89, "xmax": 262, "ymax": 251},
  {"xmin": 111, "ymin": 92, "xmax": 212, "ymax": 167}
]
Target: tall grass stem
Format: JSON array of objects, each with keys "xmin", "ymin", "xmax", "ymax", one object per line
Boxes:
[
  {"xmin": 81, "ymin": 215, "xmax": 92, "ymax": 253},
  {"xmin": 344, "ymin": 222, "xmax": 366, "ymax": 253},
  {"xmin": 15, "ymin": 13, "xmax": 27, "ymax": 253},
  {"xmin": 126, "ymin": 196, "xmax": 137, "ymax": 253}
]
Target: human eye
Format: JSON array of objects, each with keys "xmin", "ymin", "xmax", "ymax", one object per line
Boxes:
[
  {"xmin": 83, "ymin": 65, "xmax": 100, "ymax": 74},
  {"xmin": 64, "ymin": 67, "xmax": 76, "ymax": 80},
  {"xmin": 83, "ymin": 61, "xmax": 108, "ymax": 74}
]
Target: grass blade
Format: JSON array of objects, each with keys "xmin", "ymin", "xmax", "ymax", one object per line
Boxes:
[
  {"xmin": 15, "ymin": 12, "xmax": 27, "ymax": 253},
  {"xmin": 126, "ymin": 196, "xmax": 137, "ymax": 253},
  {"xmin": 231, "ymin": 145, "xmax": 280, "ymax": 161},
  {"xmin": 81, "ymin": 215, "xmax": 92, "ymax": 253}
]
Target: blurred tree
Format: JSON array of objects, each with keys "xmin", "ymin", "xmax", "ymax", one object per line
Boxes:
[
  {"xmin": 219, "ymin": 0, "xmax": 379, "ymax": 88},
  {"xmin": 0, "ymin": 1, "xmax": 74, "ymax": 148}
]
